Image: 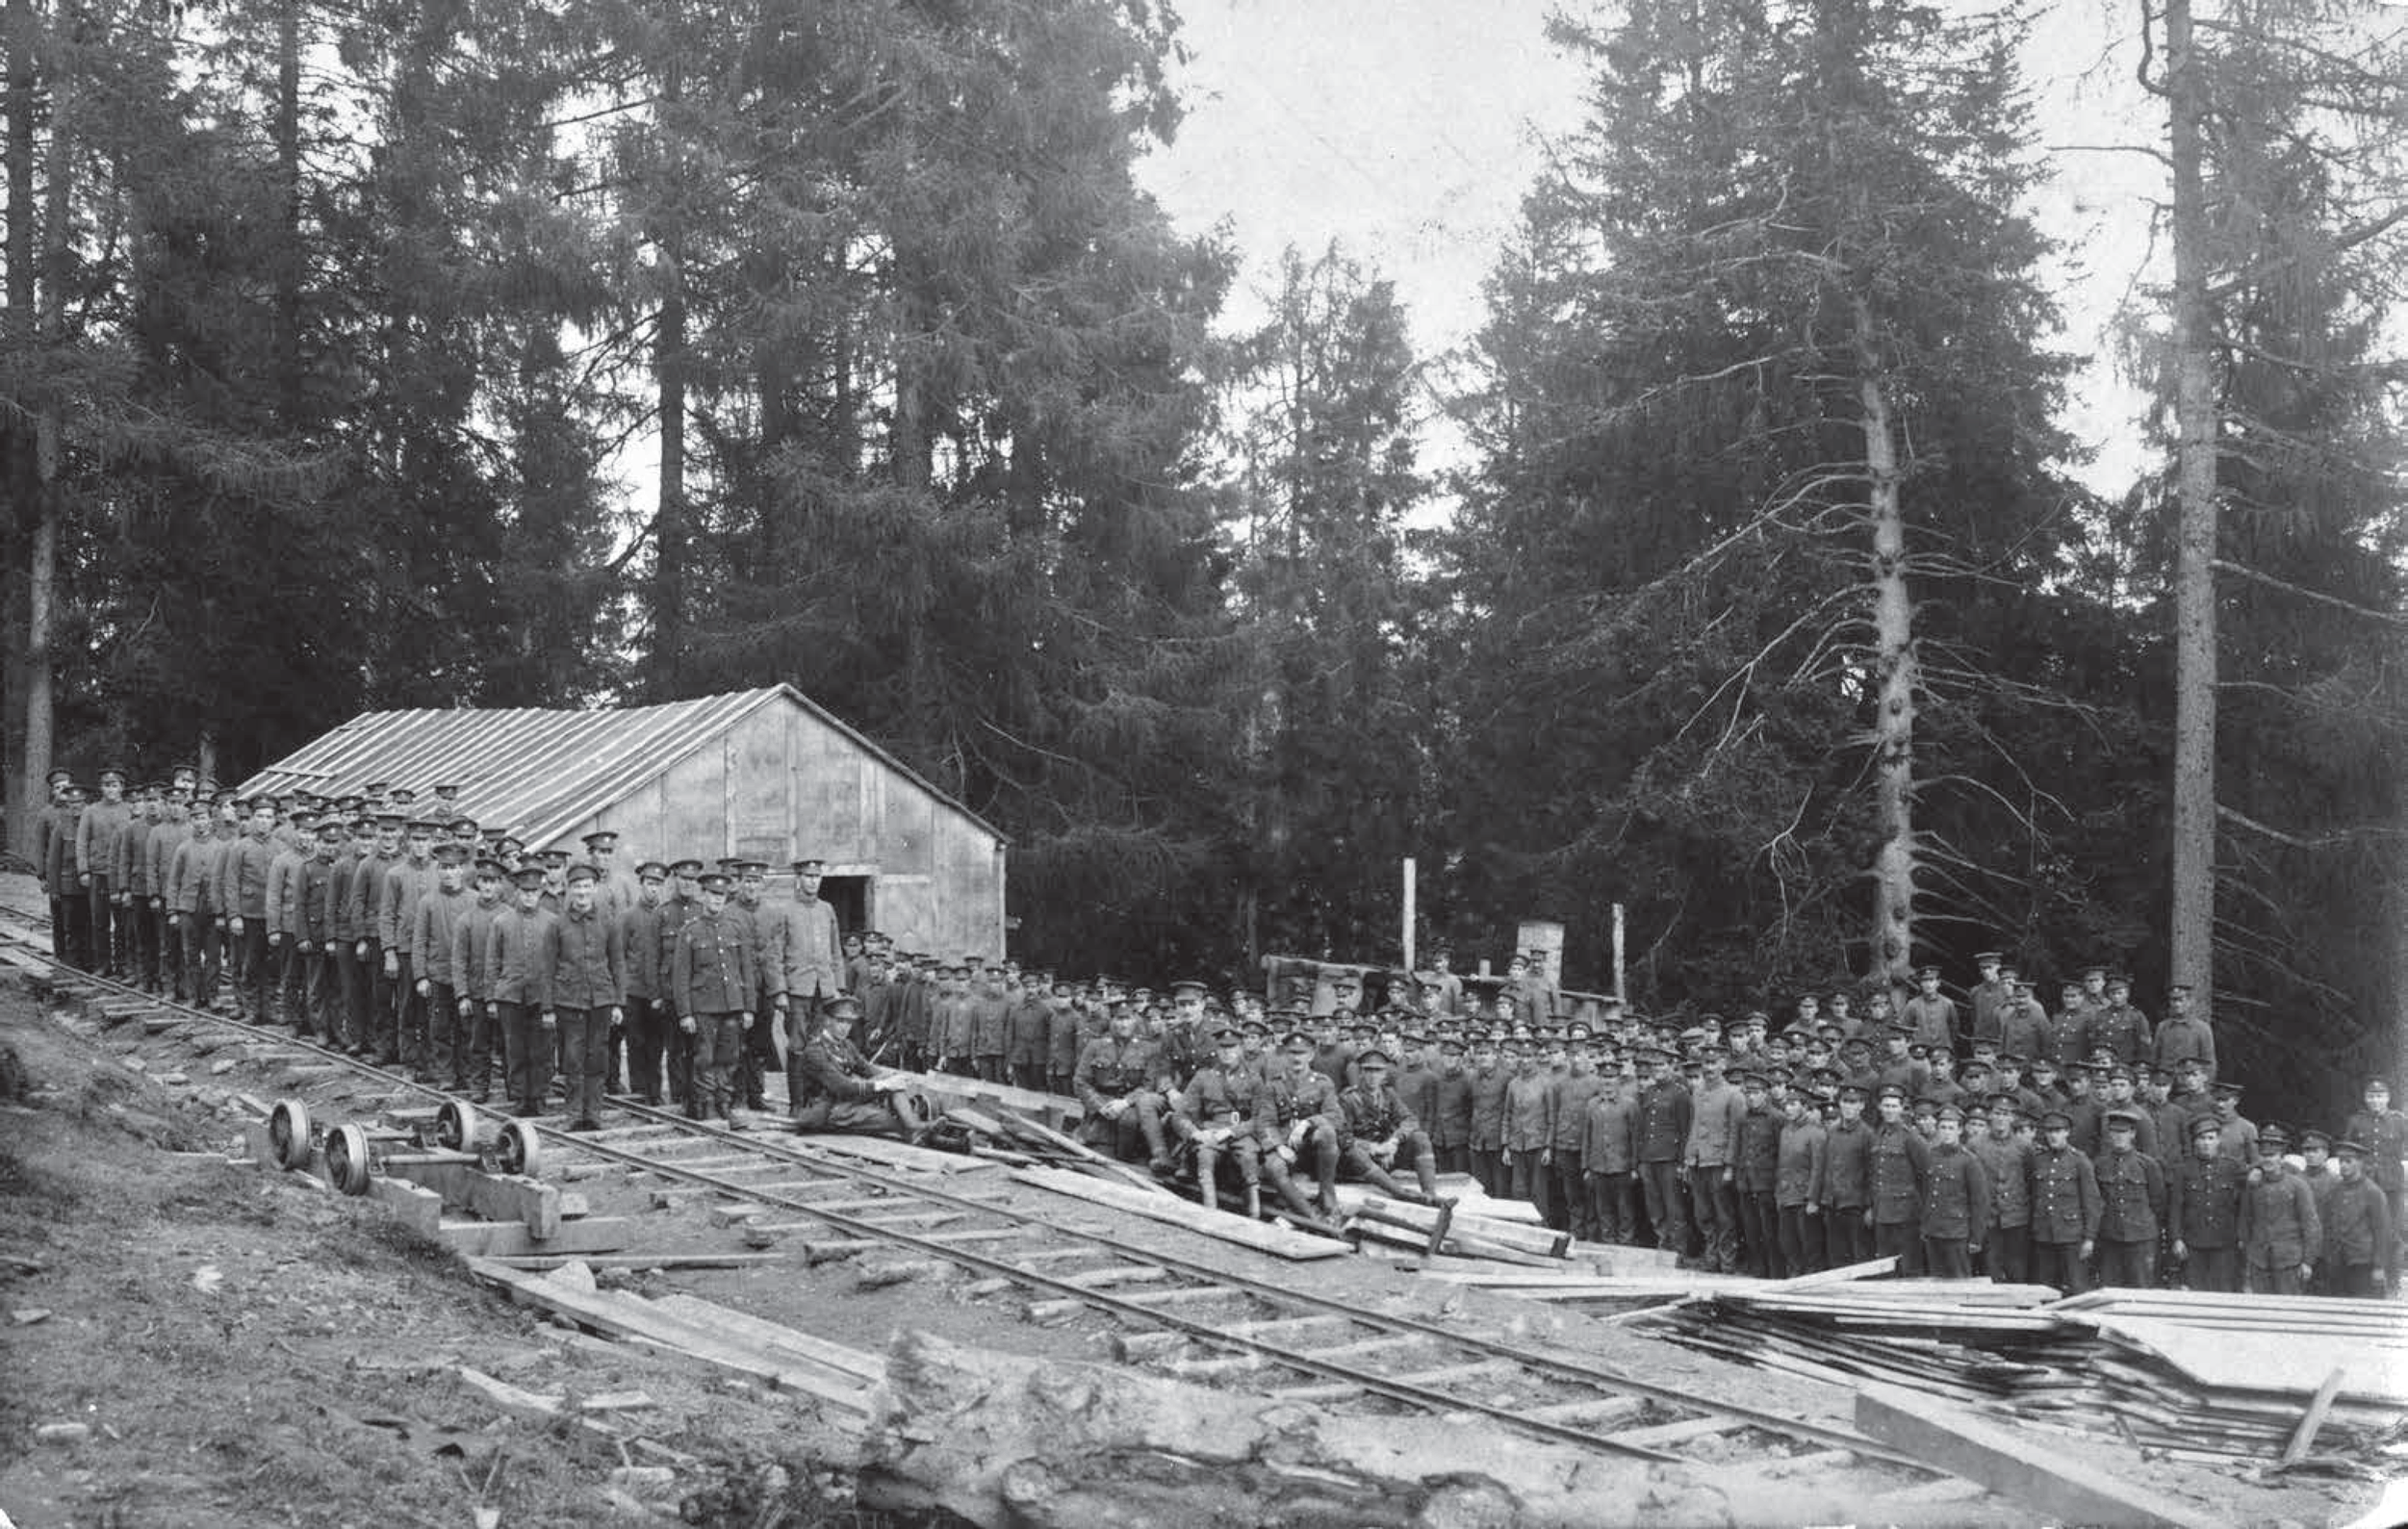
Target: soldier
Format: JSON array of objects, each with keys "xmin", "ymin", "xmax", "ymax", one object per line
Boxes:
[
  {"xmin": 766, "ymin": 857, "xmax": 843, "ymax": 1053},
  {"xmin": 2208, "ymin": 1081, "xmax": 2259, "ymax": 1162},
  {"xmin": 2324, "ymin": 1138, "xmax": 2395, "ymax": 1298},
  {"xmin": 2091, "ymin": 1108, "xmax": 2165, "ymax": 1287},
  {"xmin": 1900, "ymin": 966, "xmax": 1957, "ymax": 1057},
  {"xmin": 1918, "ymin": 1104, "xmax": 1988, "ymax": 1279},
  {"xmin": 1970, "ymin": 1095, "xmax": 2035, "ymax": 1284},
  {"xmin": 1424, "ymin": 949, "xmax": 1464, "ymax": 1017},
  {"xmin": 1256, "ymin": 1033, "xmax": 1345, "ymax": 1220},
  {"xmin": 790, "ymin": 994, "xmax": 916, "ymax": 1136},
  {"xmin": 2341, "ymin": 1078, "xmax": 2407, "ymax": 1250},
  {"xmin": 450, "ymin": 858, "xmax": 507, "ymax": 1101},
  {"xmin": 725, "ymin": 861, "xmax": 778, "ymax": 1110},
  {"xmin": 1042, "ymin": 976, "xmax": 1084, "ymax": 1096},
  {"xmin": 670, "ymin": 871, "xmax": 756, "ymax": 1126},
  {"xmin": 578, "ymin": 829, "xmax": 641, "ymax": 921},
  {"xmin": 1424, "ymin": 1035, "xmax": 1473, "ymax": 1176},
  {"xmin": 1810, "ymin": 1083, "xmax": 1870, "ymax": 1265},
  {"xmin": 2085, "ymin": 973, "xmax": 2149, "ymax": 1066},
  {"xmin": 1583, "ymin": 1058, "xmax": 1643, "ymax": 1247},
  {"xmin": 2239, "ymin": 1126, "xmax": 2320, "ymax": 1294},
  {"xmin": 1337, "ymin": 1048, "xmax": 1442, "ymax": 1204},
  {"xmin": 1545, "ymin": 1039, "xmax": 1607, "ymax": 1238},
  {"xmin": 144, "ymin": 788, "xmax": 192, "ymax": 1000},
  {"xmin": 411, "ymin": 845, "xmax": 473, "ymax": 1084},
  {"xmin": 76, "ymin": 767, "xmax": 133, "ymax": 978},
  {"xmin": 378, "ymin": 821, "xmax": 441, "ymax": 1069},
  {"xmin": 166, "ymin": 798, "xmax": 219, "ymax": 1009},
  {"xmin": 1005, "ymin": 970, "xmax": 1054, "ymax": 1092},
  {"xmin": 34, "ymin": 769, "xmax": 80, "ymax": 967},
  {"xmin": 1679, "ymin": 1051, "xmax": 1745, "ymax": 1272},
  {"xmin": 2151, "ymin": 982, "xmax": 2216, "ymax": 1076},
  {"xmin": 1633, "ymin": 1046, "xmax": 1694, "ymax": 1256},
  {"xmin": 295, "ymin": 821, "xmax": 345, "ymax": 1040},
  {"xmin": 1502, "ymin": 1041, "xmax": 1554, "ymax": 1219},
  {"xmin": 2029, "ymin": 1109, "xmax": 2102, "ymax": 1295},
  {"xmin": 1868, "ymin": 1083, "xmax": 1932, "ymax": 1275},
  {"xmin": 486, "ymin": 865, "xmax": 558, "ymax": 1118},
  {"xmin": 216, "ymin": 799, "xmax": 279, "ymax": 1023},
  {"xmin": 1998, "ymin": 975, "xmax": 2048, "ymax": 1065},
  {"xmin": 264, "ymin": 810, "xmax": 311, "ymax": 1026},
  {"xmin": 1175, "ymin": 1026, "xmax": 1268, "ymax": 1214},
  {"xmin": 618, "ymin": 861, "xmax": 669, "ymax": 1104},
  {"xmin": 1075, "ymin": 998, "xmax": 1173, "ymax": 1171},
  {"xmin": 2165, "ymin": 1112, "xmax": 2244, "ymax": 1291},
  {"xmin": 1468, "ymin": 1034, "xmax": 1511, "ymax": 1197},
  {"xmin": 655, "ymin": 859, "xmax": 704, "ymax": 1110},
  {"xmin": 544, "ymin": 863, "xmax": 626, "ymax": 1132},
  {"xmin": 1772, "ymin": 1086, "xmax": 1827, "ymax": 1276},
  {"xmin": 113, "ymin": 785, "xmax": 160, "ymax": 995},
  {"xmin": 1732, "ymin": 1070, "xmax": 1782, "ymax": 1276}
]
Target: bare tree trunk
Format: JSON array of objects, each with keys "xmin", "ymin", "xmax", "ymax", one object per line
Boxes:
[
  {"xmin": 2165, "ymin": 0, "xmax": 2219, "ymax": 1003},
  {"xmin": 273, "ymin": 0, "xmax": 301, "ymax": 421},
  {"xmin": 4, "ymin": 0, "xmax": 38, "ymax": 855},
  {"xmin": 1857, "ymin": 296, "xmax": 1917, "ymax": 996}
]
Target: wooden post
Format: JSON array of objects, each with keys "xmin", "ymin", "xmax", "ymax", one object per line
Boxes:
[
  {"xmin": 1612, "ymin": 903, "xmax": 1627, "ymax": 1005},
  {"xmin": 1400, "ymin": 857, "xmax": 1416, "ymax": 973}
]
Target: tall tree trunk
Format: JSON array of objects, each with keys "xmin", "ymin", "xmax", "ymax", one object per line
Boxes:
[
  {"xmin": 1856, "ymin": 295, "xmax": 1917, "ymax": 998},
  {"xmin": 273, "ymin": 0, "xmax": 301, "ymax": 421},
  {"xmin": 2165, "ymin": 0, "xmax": 2218, "ymax": 1004},
  {"xmin": 4, "ymin": 0, "xmax": 37, "ymax": 855}
]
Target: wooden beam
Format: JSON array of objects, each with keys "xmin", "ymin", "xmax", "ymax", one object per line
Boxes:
[
  {"xmin": 1856, "ymin": 1383, "xmax": 2226, "ymax": 1529},
  {"xmin": 1012, "ymin": 1165, "xmax": 1347, "ymax": 1261},
  {"xmin": 437, "ymin": 1216, "xmax": 633, "ymax": 1258},
  {"xmin": 381, "ymin": 1157, "xmax": 564, "ymax": 1238},
  {"xmin": 2280, "ymin": 1366, "xmax": 2347, "ymax": 1466}
]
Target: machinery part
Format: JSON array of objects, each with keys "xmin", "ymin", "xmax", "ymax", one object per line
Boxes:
[
  {"xmin": 268, "ymin": 1098, "xmax": 313, "ymax": 1171},
  {"xmin": 435, "ymin": 1098, "xmax": 483, "ymax": 1153},
  {"xmin": 495, "ymin": 1118, "xmax": 542, "ymax": 1178},
  {"xmin": 325, "ymin": 1122, "xmax": 373, "ymax": 1196}
]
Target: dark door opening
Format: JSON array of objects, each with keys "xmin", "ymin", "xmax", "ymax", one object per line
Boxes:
[{"xmin": 819, "ymin": 875, "xmax": 871, "ymax": 936}]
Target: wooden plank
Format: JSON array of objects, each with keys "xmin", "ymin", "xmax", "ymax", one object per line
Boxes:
[
  {"xmin": 1856, "ymin": 1382, "xmax": 2227, "ymax": 1529},
  {"xmin": 1012, "ymin": 1165, "xmax": 1347, "ymax": 1261},
  {"xmin": 481, "ymin": 1252, "xmax": 785, "ymax": 1271},
  {"xmin": 382, "ymin": 1158, "xmax": 563, "ymax": 1239},
  {"xmin": 436, "ymin": 1216, "xmax": 633, "ymax": 1258},
  {"xmin": 1756, "ymin": 1254, "xmax": 1897, "ymax": 1291},
  {"xmin": 2278, "ymin": 1366, "xmax": 2347, "ymax": 1466},
  {"xmin": 2093, "ymin": 1317, "xmax": 2408, "ymax": 1404},
  {"xmin": 368, "ymin": 1174, "xmax": 444, "ymax": 1236}
]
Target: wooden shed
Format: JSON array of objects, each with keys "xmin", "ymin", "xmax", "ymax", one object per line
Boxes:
[{"xmin": 240, "ymin": 685, "xmax": 1008, "ymax": 958}]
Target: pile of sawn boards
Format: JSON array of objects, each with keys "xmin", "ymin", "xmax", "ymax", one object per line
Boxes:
[{"xmin": 1652, "ymin": 1282, "xmax": 2408, "ymax": 1463}]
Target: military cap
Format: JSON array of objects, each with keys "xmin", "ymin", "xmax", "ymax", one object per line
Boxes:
[
  {"xmin": 789, "ymin": 857, "xmax": 825, "ymax": 876},
  {"xmin": 1436, "ymin": 1034, "xmax": 1466, "ymax": 1054},
  {"xmin": 2365, "ymin": 1077, "xmax": 2394, "ymax": 1092},
  {"xmin": 667, "ymin": 857, "xmax": 704, "ymax": 877},
  {"xmin": 2030, "ymin": 1055, "xmax": 2059, "ymax": 1072},
  {"xmin": 1738, "ymin": 1069, "xmax": 1771, "ymax": 1089},
  {"xmin": 2103, "ymin": 1064, "xmax": 2134, "ymax": 1084},
  {"xmin": 696, "ymin": 871, "xmax": 733, "ymax": 892},
  {"xmin": 314, "ymin": 819, "xmax": 345, "ymax": 841},
  {"xmin": 1356, "ymin": 1048, "xmax": 1393, "ymax": 1069},
  {"xmin": 1837, "ymin": 1082, "xmax": 1868, "ymax": 1101},
  {"xmin": 730, "ymin": 858, "xmax": 768, "ymax": 877},
  {"xmin": 1985, "ymin": 1091, "xmax": 2021, "ymax": 1112},
  {"xmin": 1164, "ymin": 978, "xmax": 1205, "ymax": 1000},
  {"xmin": 2037, "ymin": 1109, "xmax": 2073, "ymax": 1131},
  {"xmin": 1915, "ymin": 965, "xmax": 1940, "ymax": 981},
  {"xmin": 2106, "ymin": 972, "xmax": 2133, "ymax": 990},
  {"xmin": 2335, "ymin": 1136, "xmax": 2371, "ymax": 1158},
  {"xmin": 2185, "ymin": 1112, "xmax": 2221, "ymax": 1139},
  {"xmin": 2010, "ymin": 976, "xmax": 2034, "ymax": 991},
  {"xmin": 2103, "ymin": 1108, "xmax": 2142, "ymax": 1131},
  {"xmin": 1885, "ymin": 1019, "xmax": 1914, "ymax": 1035},
  {"xmin": 404, "ymin": 817, "xmax": 442, "ymax": 835},
  {"xmin": 564, "ymin": 862, "xmax": 601, "ymax": 885},
  {"xmin": 508, "ymin": 864, "xmax": 548, "ymax": 889},
  {"xmin": 431, "ymin": 841, "xmax": 471, "ymax": 866},
  {"xmin": 473, "ymin": 857, "xmax": 506, "ymax": 880},
  {"xmin": 1280, "ymin": 1032, "xmax": 1314, "ymax": 1054},
  {"xmin": 633, "ymin": 859, "xmax": 668, "ymax": 880},
  {"xmin": 432, "ymin": 781, "xmax": 463, "ymax": 796},
  {"xmin": 2167, "ymin": 981, "xmax": 2193, "ymax": 995},
  {"xmin": 1909, "ymin": 1095, "xmax": 1938, "ymax": 1117},
  {"xmin": 2296, "ymin": 1128, "xmax": 2331, "ymax": 1152},
  {"xmin": 2210, "ymin": 1080, "xmax": 2243, "ymax": 1098},
  {"xmin": 2258, "ymin": 1123, "xmax": 2290, "ymax": 1148},
  {"xmin": 1974, "ymin": 950, "xmax": 2002, "ymax": 964},
  {"xmin": 389, "ymin": 786, "xmax": 417, "ymax": 803},
  {"xmin": 1935, "ymin": 1103, "xmax": 1966, "ymax": 1124},
  {"xmin": 372, "ymin": 810, "xmax": 405, "ymax": 828}
]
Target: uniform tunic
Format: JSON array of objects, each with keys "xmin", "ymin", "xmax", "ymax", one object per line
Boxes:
[
  {"xmin": 2093, "ymin": 1146, "xmax": 2165, "ymax": 1242},
  {"xmin": 2030, "ymin": 1144, "xmax": 2102, "ymax": 1244},
  {"xmin": 1921, "ymin": 1143, "xmax": 1990, "ymax": 1242}
]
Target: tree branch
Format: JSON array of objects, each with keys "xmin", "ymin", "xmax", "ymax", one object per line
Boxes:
[{"xmin": 2212, "ymin": 557, "xmax": 2408, "ymax": 625}]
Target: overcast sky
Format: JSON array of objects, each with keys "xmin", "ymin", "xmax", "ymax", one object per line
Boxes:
[{"xmin": 1134, "ymin": 0, "xmax": 2165, "ymax": 498}]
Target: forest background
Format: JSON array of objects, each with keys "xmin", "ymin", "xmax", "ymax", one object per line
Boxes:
[{"xmin": 0, "ymin": 0, "xmax": 2397, "ymax": 1124}]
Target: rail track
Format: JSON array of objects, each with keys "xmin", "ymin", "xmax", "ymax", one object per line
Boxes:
[{"xmin": 0, "ymin": 911, "xmax": 1966, "ymax": 1497}]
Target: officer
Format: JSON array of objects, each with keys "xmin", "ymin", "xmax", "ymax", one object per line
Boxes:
[
  {"xmin": 1075, "ymin": 998, "xmax": 1173, "ymax": 1171},
  {"xmin": 2029, "ymin": 1109, "xmax": 2102, "ymax": 1295},
  {"xmin": 1336, "ymin": 1048, "xmax": 1443, "ymax": 1204},
  {"xmin": 1176, "ymin": 1025, "xmax": 1269, "ymax": 1214},
  {"xmin": 2168, "ymin": 1112, "xmax": 2246, "ymax": 1292},
  {"xmin": 789, "ymin": 994, "xmax": 916, "ymax": 1136},
  {"xmin": 669, "ymin": 871, "xmax": 757, "ymax": 1125},
  {"xmin": 1256, "ymin": 1032, "xmax": 1345, "ymax": 1221}
]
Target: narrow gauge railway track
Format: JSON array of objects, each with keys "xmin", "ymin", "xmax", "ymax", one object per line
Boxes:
[{"xmin": 0, "ymin": 914, "xmax": 1944, "ymax": 1484}]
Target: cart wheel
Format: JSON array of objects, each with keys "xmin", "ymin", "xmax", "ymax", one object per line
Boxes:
[
  {"xmin": 268, "ymin": 1098, "xmax": 313, "ymax": 1171},
  {"xmin": 496, "ymin": 1118, "xmax": 543, "ymax": 1178},
  {"xmin": 435, "ymin": 1098, "xmax": 478, "ymax": 1153},
  {"xmin": 325, "ymin": 1122, "xmax": 372, "ymax": 1196}
]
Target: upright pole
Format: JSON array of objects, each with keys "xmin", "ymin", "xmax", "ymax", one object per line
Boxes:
[
  {"xmin": 1400, "ymin": 857, "xmax": 1416, "ymax": 973},
  {"xmin": 1612, "ymin": 903, "xmax": 1627, "ymax": 1005}
]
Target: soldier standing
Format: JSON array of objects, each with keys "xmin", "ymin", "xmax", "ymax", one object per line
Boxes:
[
  {"xmin": 1584, "ymin": 1062, "xmax": 1643, "ymax": 1247},
  {"xmin": 545, "ymin": 863, "xmax": 627, "ymax": 1133},
  {"xmin": 1732, "ymin": 1071, "xmax": 1782, "ymax": 1276},
  {"xmin": 486, "ymin": 865, "xmax": 558, "ymax": 1118},
  {"xmin": 1971, "ymin": 1095, "xmax": 2036, "ymax": 1284},
  {"xmin": 669, "ymin": 871, "xmax": 756, "ymax": 1125},
  {"xmin": 1818, "ymin": 1083, "xmax": 1876, "ymax": 1266},
  {"xmin": 2029, "ymin": 1109, "xmax": 2102, "ymax": 1295},
  {"xmin": 2325, "ymin": 1139, "xmax": 2395, "ymax": 1297},
  {"xmin": 2085, "ymin": 974, "xmax": 2150, "ymax": 1066},
  {"xmin": 76, "ymin": 767, "xmax": 133, "ymax": 978},
  {"xmin": 1546, "ymin": 1040, "xmax": 1608, "ymax": 1239},
  {"xmin": 2168, "ymin": 1113, "xmax": 2247, "ymax": 1292},
  {"xmin": 767, "ymin": 857, "xmax": 843, "ymax": 1052},
  {"xmin": 1773, "ymin": 1087, "xmax": 1827, "ymax": 1276},
  {"xmin": 1869, "ymin": 1083, "xmax": 1933, "ymax": 1275},
  {"xmin": 2151, "ymin": 983, "xmax": 2216, "ymax": 1076},
  {"xmin": 2342, "ymin": 1078, "xmax": 2407, "ymax": 1254},
  {"xmin": 2239, "ymin": 1126, "xmax": 2320, "ymax": 1294},
  {"xmin": 655, "ymin": 859, "xmax": 704, "ymax": 1110},
  {"xmin": 2091, "ymin": 1108, "xmax": 2166, "ymax": 1287},
  {"xmin": 1920, "ymin": 1105, "xmax": 1988, "ymax": 1279}
]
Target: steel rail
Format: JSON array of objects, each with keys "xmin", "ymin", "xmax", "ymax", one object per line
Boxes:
[{"xmin": 0, "ymin": 918, "xmax": 1922, "ymax": 1471}]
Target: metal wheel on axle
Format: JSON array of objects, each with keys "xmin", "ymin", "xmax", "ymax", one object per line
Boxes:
[
  {"xmin": 323, "ymin": 1122, "xmax": 373, "ymax": 1196},
  {"xmin": 268, "ymin": 1098, "xmax": 313, "ymax": 1171},
  {"xmin": 495, "ymin": 1118, "xmax": 542, "ymax": 1178},
  {"xmin": 434, "ymin": 1098, "xmax": 481, "ymax": 1152}
]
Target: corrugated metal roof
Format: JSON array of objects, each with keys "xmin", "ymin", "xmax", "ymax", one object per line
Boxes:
[{"xmin": 238, "ymin": 684, "xmax": 1005, "ymax": 850}]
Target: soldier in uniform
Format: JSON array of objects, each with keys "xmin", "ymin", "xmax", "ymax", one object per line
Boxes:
[
  {"xmin": 670, "ymin": 871, "xmax": 757, "ymax": 1125},
  {"xmin": 1427, "ymin": 1035, "xmax": 1475, "ymax": 1176},
  {"xmin": 617, "ymin": 861, "xmax": 669, "ymax": 1103},
  {"xmin": 655, "ymin": 859, "xmax": 704, "ymax": 1110},
  {"xmin": 35, "ymin": 769, "xmax": 80, "ymax": 967},
  {"xmin": 1772, "ymin": 1086, "xmax": 1827, "ymax": 1276},
  {"xmin": 217, "ymin": 799, "xmax": 280, "ymax": 1023},
  {"xmin": 1256, "ymin": 1033, "xmax": 1345, "ymax": 1220},
  {"xmin": 1901, "ymin": 966, "xmax": 1958, "ymax": 1057},
  {"xmin": 2342, "ymin": 1078, "xmax": 2407, "ymax": 1254},
  {"xmin": 1468, "ymin": 1034, "xmax": 1511, "ymax": 1197},
  {"xmin": 1868, "ymin": 1083, "xmax": 1932, "ymax": 1275},
  {"xmin": 76, "ymin": 767, "xmax": 133, "ymax": 978},
  {"xmin": 412, "ymin": 845, "xmax": 473, "ymax": 1084},
  {"xmin": 2239, "ymin": 1125, "xmax": 2320, "ymax": 1294},
  {"xmin": 1336, "ymin": 1048, "xmax": 1443, "ymax": 1204},
  {"xmin": 767, "ymin": 857, "xmax": 843, "ymax": 1055},
  {"xmin": 1584, "ymin": 1059, "xmax": 1643, "ymax": 1247},
  {"xmin": 2085, "ymin": 973, "xmax": 2150, "ymax": 1066},
  {"xmin": 2325, "ymin": 1138, "xmax": 2395, "ymax": 1297},
  {"xmin": 2029, "ymin": 1109, "xmax": 2102, "ymax": 1294},
  {"xmin": 1679, "ymin": 1051, "xmax": 1745, "ymax": 1271},
  {"xmin": 1998, "ymin": 975, "xmax": 2049, "ymax": 1065},
  {"xmin": 1545, "ymin": 1038, "xmax": 1607, "ymax": 1238},
  {"xmin": 1818, "ymin": 1082, "xmax": 1876, "ymax": 1265},
  {"xmin": 265, "ymin": 812, "xmax": 311, "ymax": 1025},
  {"xmin": 789, "ymin": 994, "xmax": 916, "ymax": 1136},
  {"xmin": 1175, "ymin": 1026, "xmax": 1268, "ymax": 1213},
  {"xmin": 1919, "ymin": 1104, "xmax": 1988, "ymax": 1279},
  {"xmin": 2151, "ymin": 982, "xmax": 2216, "ymax": 1076},
  {"xmin": 1732, "ymin": 1070, "xmax": 1782, "ymax": 1276},
  {"xmin": 1971, "ymin": 1094, "xmax": 2035, "ymax": 1284},
  {"xmin": 295, "ymin": 821, "xmax": 345, "ymax": 1039},
  {"xmin": 2091, "ymin": 1107, "xmax": 2165, "ymax": 1287},
  {"xmin": 545, "ymin": 863, "xmax": 626, "ymax": 1132},
  {"xmin": 1075, "ymin": 999, "xmax": 1173, "ymax": 1171},
  {"xmin": 2167, "ymin": 1111, "xmax": 2246, "ymax": 1292},
  {"xmin": 486, "ymin": 864, "xmax": 558, "ymax": 1118},
  {"xmin": 450, "ymin": 858, "xmax": 507, "ymax": 1101},
  {"xmin": 378, "ymin": 820, "xmax": 441, "ymax": 1068}
]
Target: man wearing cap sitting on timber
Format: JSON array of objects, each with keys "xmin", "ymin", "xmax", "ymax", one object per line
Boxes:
[
  {"xmin": 2240, "ymin": 1126, "xmax": 2320, "ymax": 1295},
  {"xmin": 2167, "ymin": 1111, "xmax": 2246, "ymax": 1292},
  {"xmin": 766, "ymin": 857, "xmax": 843, "ymax": 1058},
  {"xmin": 1338, "ymin": 1047, "xmax": 1444, "ymax": 1205},
  {"xmin": 670, "ymin": 871, "xmax": 756, "ymax": 1125},
  {"xmin": 1076, "ymin": 998, "xmax": 1174, "ymax": 1173},
  {"xmin": 1175, "ymin": 1025, "xmax": 1269, "ymax": 1215},
  {"xmin": 1921, "ymin": 1104, "xmax": 1989, "ymax": 1279},
  {"xmin": 2325, "ymin": 1137, "xmax": 2395, "ymax": 1298},
  {"xmin": 545, "ymin": 863, "xmax": 626, "ymax": 1132},
  {"xmin": 2092, "ymin": 1107, "xmax": 2165, "ymax": 1287},
  {"xmin": 1257, "ymin": 1032, "xmax": 1345, "ymax": 1221},
  {"xmin": 2029, "ymin": 1109, "xmax": 2101, "ymax": 1294},
  {"xmin": 790, "ymin": 994, "xmax": 914, "ymax": 1138}
]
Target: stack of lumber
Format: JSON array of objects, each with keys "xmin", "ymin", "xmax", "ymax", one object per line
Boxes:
[
  {"xmin": 931, "ymin": 1104, "xmax": 1176, "ymax": 1198},
  {"xmin": 1335, "ymin": 1189, "xmax": 1575, "ymax": 1265},
  {"xmin": 1652, "ymin": 1280, "xmax": 2408, "ymax": 1463}
]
